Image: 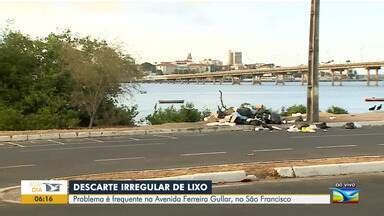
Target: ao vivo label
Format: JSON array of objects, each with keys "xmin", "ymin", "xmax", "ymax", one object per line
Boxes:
[{"xmin": 21, "ymin": 180, "xmax": 68, "ymax": 204}]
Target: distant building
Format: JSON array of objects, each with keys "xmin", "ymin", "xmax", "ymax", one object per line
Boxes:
[
  {"xmin": 227, "ymin": 50, "xmax": 234, "ymax": 66},
  {"xmin": 233, "ymin": 52, "xmax": 242, "ymax": 66},
  {"xmin": 156, "ymin": 62, "xmax": 177, "ymax": 75},
  {"xmin": 226, "ymin": 50, "xmax": 242, "ymax": 69},
  {"xmin": 189, "ymin": 64, "xmax": 208, "ymax": 73},
  {"xmin": 200, "ymin": 59, "xmax": 223, "ymax": 72},
  {"xmin": 156, "ymin": 53, "xmax": 210, "ymax": 74},
  {"xmin": 201, "ymin": 59, "xmax": 223, "ymax": 66}
]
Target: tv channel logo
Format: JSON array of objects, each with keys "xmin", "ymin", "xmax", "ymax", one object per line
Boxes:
[
  {"xmin": 330, "ymin": 185, "xmax": 359, "ymax": 204},
  {"xmin": 43, "ymin": 183, "xmax": 62, "ymax": 192}
]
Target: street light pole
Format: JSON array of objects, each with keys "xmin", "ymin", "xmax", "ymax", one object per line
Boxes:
[{"xmin": 307, "ymin": 0, "xmax": 320, "ymax": 123}]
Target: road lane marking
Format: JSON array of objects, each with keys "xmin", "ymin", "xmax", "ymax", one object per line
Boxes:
[
  {"xmin": 253, "ymin": 148, "xmax": 293, "ymax": 152},
  {"xmin": 180, "ymin": 151, "xmax": 227, "ymax": 156},
  {"xmin": 21, "ymin": 142, "xmax": 165, "ymax": 152},
  {"xmin": 48, "ymin": 139, "xmax": 65, "ymax": 145},
  {"xmin": 377, "ymin": 144, "xmax": 384, "ymax": 146},
  {"xmin": 7, "ymin": 142, "xmax": 25, "ymax": 148},
  {"xmin": 0, "ymin": 164, "xmax": 35, "ymax": 169},
  {"xmin": 315, "ymin": 145, "xmax": 358, "ymax": 149},
  {"xmin": 291, "ymin": 133, "xmax": 384, "ymax": 139},
  {"xmin": 152, "ymin": 134, "xmax": 178, "ymax": 139},
  {"xmin": 129, "ymin": 137, "xmax": 141, "ymax": 141},
  {"xmin": 94, "ymin": 157, "xmax": 145, "ymax": 162},
  {"xmin": 84, "ymin": 138, "xmax": 104, "ymax": 143}
]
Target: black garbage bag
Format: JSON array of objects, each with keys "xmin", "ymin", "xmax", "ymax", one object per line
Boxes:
[
  {"xmin": 234, "ymin": 114, "xmax": 248, "ymax": 125},
  {"xmin": 236, "ymin": 107, "xmax": 254, "ymax": 118},
  {"xmin": 344, "ymin": 122, "xmax": 356, "ymax": 129},
  {"xmin": 316, "ymin": 122, "xmax": 330, "ymax": 129},
  {"xmin": 270, "ymin": 112, "xmax": 282, "ymax": 124}
]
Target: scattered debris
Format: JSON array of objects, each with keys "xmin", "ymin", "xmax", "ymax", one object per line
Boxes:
[
  {"xmin": 344, "ymin": 122, "xmax": 362, "ymax": 129},
  {"xmin": 315, "ymin": 122, "xmax": 330, "ymax": 129},
  {"xmin": 287, "ymin": 125, "xmax": 300, "ymax": 133},
  {"xmin": 287, "ymin": 122, "xmax": 329, "ymax": 133},
  {"xmin": 301, "ymin": 126, "xmax": 316, "ymax": 133},
  {"xmin": 207, "ymin": 91, "xmax": 364, "ymax": 133}
]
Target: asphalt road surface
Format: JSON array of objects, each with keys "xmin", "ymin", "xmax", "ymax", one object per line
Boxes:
[
  {"xmin": 1, "ymin": 173, "xmax": 383, "ymax": 215},
  {"xmin": 1, "ymin": 126, "xmax": 384, "ymax": 187}
]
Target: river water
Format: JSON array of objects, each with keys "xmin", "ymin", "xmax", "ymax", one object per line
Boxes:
[{"xmin": 118, "ymin": 81, "xmax": 384, "ymax": 120}]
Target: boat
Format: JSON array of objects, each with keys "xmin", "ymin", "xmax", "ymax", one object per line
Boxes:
[
  {"xmin": 158, "ymin": 100, "xmax": 185, "ymax": 104},
  {"xmin": 365, "ymin": 97, "xmax": 384, "ymax": 102}
]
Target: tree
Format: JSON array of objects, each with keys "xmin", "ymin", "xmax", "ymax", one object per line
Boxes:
[
  {"xmin": 0, "ymin": 30, "xmax": 79, "ymax": 129},
  {"xmin": 140, "ymin": 62, "xmax": 156, "ymax": 73},
  {"xmin": 59, "ymin": 36, "xmax": 142, "ymax": 128}
]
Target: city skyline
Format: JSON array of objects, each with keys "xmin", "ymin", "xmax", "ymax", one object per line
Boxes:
[{"xmin": 1, "ymin": 0, "xmax": 384, "ymax": 66}]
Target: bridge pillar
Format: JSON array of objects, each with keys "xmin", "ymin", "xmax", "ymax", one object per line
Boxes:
[
  {"xmin": 252, "ymin": 75, "xmax": 262, "ymax": 85},
  {"xmin": 195, "ymin": 78, "xmax": 199, "ymax": 84},
  {"xmin": 220, "ymin": 77, "xmax": 224, "ymax": 85},
  {"xmin": 275, "ymin": 75, "xmax": 285, "ymax": 85},
  {"xmin": 375, "ymin": 68, "xmax": 380, "ymax": 86},
  {"xmin": 339, "ymin": 71, "xmax": 343, "ymax": 86},
  {"xmin": 367, "ymin": 68, "xmax": 371, "ymax": 86},
  {"xmin": 331, "ymin": 70, "xmax": 335, "ymax": 86},
  {"xmin": 301, "ymin": 73, "xmax": 306, "ymax": 86},
  {"xmin": 202, "ymin": 79, "xmax": 206, "ymax": 85},
  {"xmin": 231, "ymin": 77, "xmax": 241, "ymax": 85}
]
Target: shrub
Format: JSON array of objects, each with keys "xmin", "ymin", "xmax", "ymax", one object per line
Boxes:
[
  {"xmin": 201, "ymin": 108, "xmax": 212, "ymax": 119},
  {"xmin": 326, "ymin": 106, "xmax": 349, "ymax": 114},
  {"xmin": 94, "ymin": 99, "xmax": 138, "ymax": 126},
  {"xmin": 0, "ymin": 105, "xmax": 23, "ymax": 130},
  {"xmin": 146, "ymin": 103, "xmax": 206, "ymax": 125},
  {"xmin": 281, "ymin": 104, "xmax": 307, "ymax": 116}
]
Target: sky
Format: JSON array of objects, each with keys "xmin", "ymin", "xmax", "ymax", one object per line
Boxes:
[{"xmin": 0, "ymin": 0, "xmax": 384, "ymax": 66}]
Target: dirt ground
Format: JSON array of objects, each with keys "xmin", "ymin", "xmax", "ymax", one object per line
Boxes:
[
  {"xmin": 319, "ymin": 111, "xmax": 384, "ymax": 123},
  {"xmin": 59, "ymin": 155, "xmax": 384, "ymax": 181}
]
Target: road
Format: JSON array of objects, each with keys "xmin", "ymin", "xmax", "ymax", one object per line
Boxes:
[
  {"xmin": 1, "ymin": 173, "xmax": 383, "ymax": 215},
  {"xmin": 1, "ymin": 126, "xmax": 384, "ymax": 188}
]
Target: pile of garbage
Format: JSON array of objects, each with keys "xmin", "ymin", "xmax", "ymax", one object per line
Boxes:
[
  {"xmin": 204, "ymin": 91, "xmax": 363, "ymax": 132},
  {"xmin": 205, "ymin": 103, "xmax": 282, "ymax": 128}
]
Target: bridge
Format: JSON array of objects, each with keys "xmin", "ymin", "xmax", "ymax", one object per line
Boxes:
[{"xmin": 142, "ymin": 61, "xmax": 384, "ymax": 86}]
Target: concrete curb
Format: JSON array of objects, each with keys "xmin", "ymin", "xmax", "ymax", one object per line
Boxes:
[
  {"xmin": 1, "ymin": 120, "xmax": 384, "ymax": 142},
  {"xmin": 144, "ymin": 171, "xmax": 249, "ymax": 183},
  {"xmin": 0, "ymin": 125, "xmax": 255, "ymax": 142},
  {"xmin": 274, "ymin": 161, "xmax": 384, "ymax": 178}
]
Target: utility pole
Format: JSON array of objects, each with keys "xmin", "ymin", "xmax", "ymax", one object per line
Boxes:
[{"xmin": 307, "ymin": 0, "xmax": 320, "ymax": 123}]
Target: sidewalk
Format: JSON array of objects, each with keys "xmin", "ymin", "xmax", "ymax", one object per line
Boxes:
[
  {"xmin": 0, "ymin": 122, "xmax": 256, "ymax": 142},
  {"xmin": 1, "ymin": 112, "xmax": 384, "ymax": 142}
]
